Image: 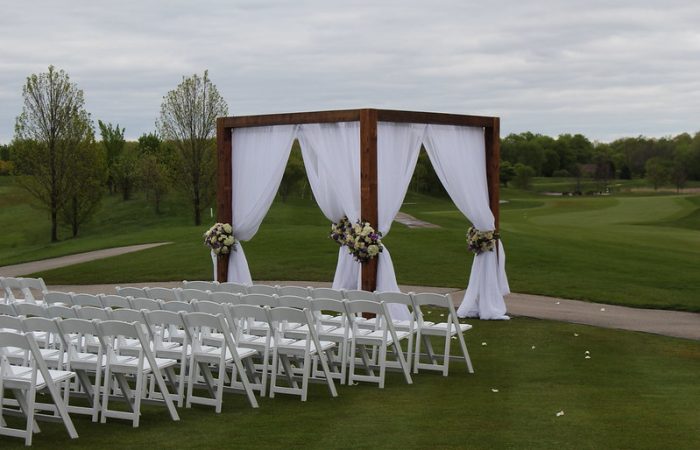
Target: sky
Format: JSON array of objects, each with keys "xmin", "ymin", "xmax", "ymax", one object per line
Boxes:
[{"xmin": 1, "ymin": 0, "xmax": 699, "ymax": 144}]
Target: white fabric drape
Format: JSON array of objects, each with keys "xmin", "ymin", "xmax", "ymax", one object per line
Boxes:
[
  {"xmin": 225, "ymin": 125, "xmax": 298, "ymax": 285},
  {"xmin": 298, "ymin": 122, "xmax": 361, "ymax": 290},
  {"xmin": 376, "ymin": 122, "xmax": 425, "ymax": 320},
  {"xmin": 423, "ymin": 124, "xmax": 510, "ymax": 320}
]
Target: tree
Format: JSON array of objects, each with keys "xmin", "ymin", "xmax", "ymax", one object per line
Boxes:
[
  {"xmin": 98, "ymin": 120, "xmax": 125, "ymax": 194},
  {"xmin": 278, "ymin": 147, "xmax": 306, "ymax": 202},
  {"xmin": 14, "ymin": 66, "xmax": 94, "ymax": 242},
  {"xmin": 645, "ymin": 157, "xmax": 671, "ymax": 190},
  {"xmin": 500, "ymin": 160, "xmax": 516, "ymax": 187},
  {"xmin": 111, "ymin": 142, "xmax": 139, "ymax": 200},
  {"xmin": 137, "ymin": 133, "xmax": 171, "ymax": 213},
  {"xmin": 60, "ymin": 141, "xmax": 106, "ymax": 237},
  {"xmin": 513, "ymin": 163, "xmax": 536, "ymax": 190},
  {"xmin": 157, "ymin": 70, "xmax": 227, "ymax": 225}
]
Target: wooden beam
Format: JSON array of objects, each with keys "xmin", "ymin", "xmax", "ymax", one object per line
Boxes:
[
  {"xmin": 216, "ymin": 117, "xmax": 233, "ymax": 282},
  {"xmin": 220, "ymin": 109, "xmax": 361, "ymax": 129},
  {"xmin": 376, "ymin": 109, "xmax": 495, "ymax": 128},
  {"xmin": 485, "ymin": 118, "xmax": 501, "ymax": 231},
  {"xmin": 360, "ymin": 109, "xmax": 379, "ymax": 292}
]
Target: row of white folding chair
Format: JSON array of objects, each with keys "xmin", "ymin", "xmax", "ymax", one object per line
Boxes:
[
  {"xmin": 0, "ymin": 313, "xmax": 181, "ymax": 429},
  {"xmin": 0, "ymin": 329, "xmax": 78, "ymax": 446},
  {"xmin": 0, "ymin": 277, "xmax": 48, "ymax": 304}
]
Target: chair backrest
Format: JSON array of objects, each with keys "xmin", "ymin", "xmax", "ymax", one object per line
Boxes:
[
  {"xmin": 21, "ymin": 277, "xmax": 48, "ymax": 302},
  {"xmin": 210, "ymin": 291, "xmax": 241, "ymax": 305},
  {"xmin": 100, "ymin": 294, "xmax": 131, "ymax": 309},
  {"xmin": 115, "ymin": 286, "xmax": 146, "ymax": 298},
  {"xmin": 312, "ymin": 287, "xmax": 345, "ymax": 300},
  {"xmin": 266, "ymin": 307, "xmax": 313, "ymax": 339},
  {"xmin": 0, "ymin": 314, "xmax": 24, "ymax": 332},
  {"xmin": 344, "ymin": 289, "xmax": 377, "ymax": 301},
  {"xmin": 129, "ymin": 297, "xmax": 162, "ymax": 311},
  {"xmin": 240, "ymin": 293, "xmax": 279, "ymax": 307},
  {"xmin": 144, "ymin": 310, "xmax": 188, "ymax": 345},
  {"xmin": 46, "ymin": 305, "xmax": 78, "ymax": 319},
  {"xmin": 44, "ymin": 291, "xmax": 73, "ymax": 306},
  {"xmin": 1, "ymin": 277, "xmax": 24, "ymax": 302},
  {"xmin": 0, "ymin": 303, "xmax": 17, "ymax": 316},
  {"xmin": 145, "ymin": 287, "xmax": 180, "ymax": 302},
  {"xmin": 110, "ymin": 308, "xmax": 146, "ymax": 324},
  {"xmin": 375, "ymin": 291, "xmax": 414, "ymax": 307},
  {"xmin": 96, "ymin": 320, "xmax": 151, "ymax": 357},
  {"xmin": 227, "ymin": 304, "xmax": 270, "ymax": 338},
  {"xmin": 0, "ymin": 331, "xmax": 46, "ymax": 373},
  {"xmin": 179, "ymin": 288, "xmax": 211, "ymax": 303},
  {"xmin": 13, "ymin": 302, "xmax": 48, "ymax": 318},
  {"xmin": 56, "ymin": 317, "xmax": 100, "ymax": 350},
  {"xmin": 410, "ymin": 292, "xmax": 458, "ymax": 324},
  {"xmin": 76, "ymin": 306, "xmax": 112, "ymax": 321},
  {"xmin": 277, "ymin": 295, "xmax": 310, "ymax": 309},
  {"xmin": 71, "ymin": 293, "xmax": 103, "ymax": 308},
  {"xmin": 344, "ymin": 299, "xmax": 383, "ymax": 316},
  {"xmin": 161, "ymin": 300, "xmax": 194, "ymax": 313},
  {"xmin": 193, "ymin": 300, "xmax": 224, "ymax": 315},
  {"xmin": 180, "ymin": 312, "xmax": 234, "ymax": 352},
  {"xmin": 247, "ymin": 284, "xmax": 277, "ymax": 296},
  {"xmin": 22, "ymin": 317, "xmax": 63, "ymax": 351},
  {"xmin": 183, "ymin": 280, "xmax": 218, "ymax": 291},
  {"xmin": 216, "ymin": 282, "xmax": 248, "ymax": 294},
  {"xmin": 310, "ymin": 298, "xmax": 348, "ymax": 327},
  {"xmin": 277, "ymin": 285, "xmax": 311, "ymax": 298}
]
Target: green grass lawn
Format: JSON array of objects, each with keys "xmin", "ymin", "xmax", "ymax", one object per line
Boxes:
[
  {"xmin": 2, "ymin": 318, "xmax": 698, "ymax": 449},
  {"xmin": 1, "ymin": 176, "xmax": 699, "ymax": 311}
]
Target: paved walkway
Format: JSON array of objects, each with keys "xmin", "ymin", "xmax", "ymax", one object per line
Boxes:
[{"xmin": 0, "ymin": 243, "xmax": 171, "ymax": 277}]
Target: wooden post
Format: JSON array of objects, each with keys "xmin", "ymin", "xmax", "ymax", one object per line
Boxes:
[
  {"xmin": 360, "ymin": 109, "xmax": 379, "ymax": 292},
  {"xmin": 484, "ymin": 117, "xmax": 501, "ymax": 230},
  {"xmin": 216, "ymin": 118, "xmax": 233, "ymax": 282}
]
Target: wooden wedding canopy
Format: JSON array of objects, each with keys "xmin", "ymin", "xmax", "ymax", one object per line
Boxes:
[{"xmin": 216, "ymin": 108, "xmax": 501, "ymax": 291}]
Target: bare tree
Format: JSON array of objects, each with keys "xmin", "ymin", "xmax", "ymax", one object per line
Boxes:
[
  {"xmin": 14, "ymin": 65, "xmax": 94, "ymax": 242},
  {"xmin": 157, "ymin": 70, "xmax": 227, "ymax": 225}
]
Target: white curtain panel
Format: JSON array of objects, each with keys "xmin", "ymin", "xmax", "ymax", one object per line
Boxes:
[
  {"xmin": 423, "ymin": 124, "xmax": 510, "ymax": 320},
  {"xmin": 376, "ymin": 122, "xmax": 425, "ymax": 319},
  {"xmin": 298, "ymin": 122, "xmax": 362, "ymax": 290},
  {"xmin": 225, "ymin": 124, "xmax": 298, "ymax": 285}
]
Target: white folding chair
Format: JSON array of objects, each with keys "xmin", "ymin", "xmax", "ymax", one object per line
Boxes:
[
  {"xmin": 240, "ymin": 293, "xmax": 279, "ymax": 307},
  {"xmin": 311, "ymin": 287, "xmax": 345, "ymax": 300},
  {"xmin": 411, "ymin": 292, "xmax": 474, "ymax": 375},
  {"xmin": 217, "ymin": 282, "xmax": 248, "ymax": 295},
  {"xmin": 2, "ymin": 278, "xmax": 28, "ymax": 304},
  {"xmin": 0, "ymin": 331, "xmax": 78, "ymax": 446},
  {"xmin": 226, "ymin": 304, "xmax": 273, "ymax": 396},
  {"xmin": 144, "ymin": 310, "xmax": 191, "ymax": 407},
  {"xmin": 129, "ymin": 297, "xmax": 162, "ymax": 311},
  {"xmin": 96, "ymin": 320, "xmax": 180, "ymax": 427},
  {"xmin": 277, "ymin": 285, "xmax": 312, "ymax": 298},
  {"xmin": 0, "ymin": 303, "xmax": 17, "ymax": 317},
  {"xmin": 56, "ymin": 318, "xmax": 105, "ymax": 422},
  {"xmin": 76, "ymin": 306, "xmax": 112, "ymax": 322},
  {"xmin": 20, "ymin": 278, "xmax": 48, "ymax": 304},
  {"xmin": 115, "ymin": 286, "xmax": 147, "ymax": 298},
  {"xmin": 266, "ymin": 307, "xmax": 338, "ymax": 401},
  {"xmin": 344, "ymin": 300, "xmax": 412, "ymax": 388},
  {"xmin": 145, "ymin": 287, "xmax": 181, "ymax": 303},
  {"xmin": 247, "ymin": 284, "xmax": 277, "ymax": 296},
  {"xmin": 210, "ymin": 291, "xmax": 241, "ymax": 305},
  {"xmin": 13, "ymin": 303, "xmax": 48, "ymax": 319},
  {"xmin": 161, "ymin": 301, "xmax": 195, "ymax": 313},
  {"xmin": 183, "ymin": 280, "xmax": 218, "ymax": 291},
  {"xmin": 179, "ymin": 288, "xmax": 211, "ymax": 303},
  {"xmin": 180, "ymin": 312, "xmax": 259, "ymax": 412},
  {"xmin": 44, "ymin": 291, "xmax": 73, "ymax": 306},
  {"xmin": 45, "ymin": 305, "xmax": 78, "ymax": 320},
  {"xmin": 307, "ymin": 298, "xmax": 358, "ymax": 385},
  {"xmin": 375, "ymin": 291, "xmax": 418, "ymax": 371},
  {"xmin": 277, "ymin": 295, "xmax": 311, "ymax": 309},
  {"xmin": 100, "ymin": 294, "xmax": 131, "ymax": 309},
  {"xmin": 71, "ymin": 293, "xmax": 103, "ymax": 308}
]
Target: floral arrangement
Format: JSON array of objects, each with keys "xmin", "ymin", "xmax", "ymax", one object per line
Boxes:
[
  {"xmin": 466, "ymin": 226, "xmax": 499, "ymax": 255},
  {"xmin": 329, "ymin": 216, "xmax": 352, "ymax": 246},
  {"xmin": 204, "ymin": 222, "xmax": 236, "ymax": 256},
  {"xmin": 346, "ymin": 220, "xmax": 383, "ymax": 263}
]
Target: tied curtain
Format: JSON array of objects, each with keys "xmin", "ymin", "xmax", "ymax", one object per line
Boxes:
[
  {"xmin": 226, "ymin": 124, "xmax": 298, "ymax": 285},
  {"xmin": 423, "ymin": 124, "xmax": 510, "ymax": 320},
  {"xmin": 298, "ymin": 122, "xmax": 361, "ymax": 291},
  {"xmin": 375, "ymin": 122, "xmax": 425, "ymax": 320}
]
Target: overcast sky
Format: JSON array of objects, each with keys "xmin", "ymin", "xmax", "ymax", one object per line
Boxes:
[{"xmin": 1, "ymin": 0, "xmax": 699, "ymax": 144}]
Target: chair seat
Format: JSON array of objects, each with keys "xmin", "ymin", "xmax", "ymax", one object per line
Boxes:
[
  {"xmin": 3, "ymin": 365, "xmax": 75, "ymax": 389},
  {"xmin": 109, "ymin": 354, "xmax": 178, "ymax": 373},
  {"xmin": 276, "ymin": 338, "xmax": 335, "ymax": 356},
  {"xmin": 421, "ymin": 322, "xmax": 472, "ymax": 335},
  {"xmin": 355, "ymin": 329, "xmax": 410, "ymax": 346},
  {"xmin": 68, "ymin": 351, "xmax": 107, "ymax": 370},
  {"xmin": 193, "ymin": 345, "xmax": 257, "ymax": 363}
]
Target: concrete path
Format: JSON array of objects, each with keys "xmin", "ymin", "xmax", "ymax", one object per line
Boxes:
[
  {"xmin": 0, "ymin": 243, "xmax": 171, "ymax": 277},
  {"xmin": 394, "ymin": 212, "xmax": 441, "ymax": 228},
  {"xmin": 46, "ymin": 279, "xmax": 700, "ymax": 341}
]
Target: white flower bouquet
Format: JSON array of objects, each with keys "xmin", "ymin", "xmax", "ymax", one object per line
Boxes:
[
  {"xmin": 204, "ymin": 222, "xmax": 236, "ymax": 256},
  {"xmin": 347, "ymin": 220, "xmax": 383, "ymax": 263},
  {"xmin": 329, "ymin": 216, "xmax": 352, "ymax": 246},
  {"xmin": 466, "ymin": 226, "xmax": 499, "ymax": 255}
]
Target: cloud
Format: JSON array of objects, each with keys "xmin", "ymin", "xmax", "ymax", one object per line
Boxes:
[{"xmin": 1, "ymin": 0, "xmax": 699, "ymax": 143}]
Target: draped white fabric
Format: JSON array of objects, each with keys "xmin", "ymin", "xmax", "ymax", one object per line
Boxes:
[
  {"xmin": 298, "ymin": 122, "xmax": 361, "ymax": 290},
  {"xmin": 375, "ymin": 122, "xmax": 425, "ymax": 319},
  {"xmin": 225, "ymin": 125, "xmax": 298, "ymax": 285},
  {"xmin": 423, "ymin": 124, "xmax": 510, "ymax": 320}
]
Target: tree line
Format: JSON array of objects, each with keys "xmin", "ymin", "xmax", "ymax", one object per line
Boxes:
[{"xmin": 1, "ymin": 66, "xmax": 226, "ymax": 242}]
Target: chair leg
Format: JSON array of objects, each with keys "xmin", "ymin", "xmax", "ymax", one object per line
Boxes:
[
  {"xmin": 301, "ymin": 353, "xmax": 311, "ymax": 402},
  {"xmin": 455, "ymin": 323, "xmax": 474, "ymax": 374},
  {"xmin": 443, "ymin": 333, "xmax": 451, "ymax": 376},
  {"xmin": 133, "ymin": 371, "xmax": 144, "ymax": 428},
  {"xmin": 413, "ymin": 331, "xmax": 422, "ymax": 374},
  {"xmin": 378, "ymin": 343, "xmax": 387, "ymax": 389},
  {"xmin": 270, "ymin": 349, "xmax": 279, "ymax": 398}
]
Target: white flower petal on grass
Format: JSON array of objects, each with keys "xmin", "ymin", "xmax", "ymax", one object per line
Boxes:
[
  {"xmin": 556, "ymin": 410, "xmax": 565, "ymax": 417},
  {"xmin": 585, "ymin": 355, "xmax": 591, "ymax": 359},
  {"xmin": 574, "ymin": 333, "xmax": 579, "ymax": 337},
  {"xmin": 451, "ymin": 336, "xmax": 457, "ymax": 340},
  {"xmin": 556, "ymin": 301, "xmax": 560, "ymax": 305},
  {"xmin": 491, "ymin": 388, "xmax": 499, "ymax": 393},
  {"xmin": 600, "ymin": 308, "xmax": 606, "ymax": 311},
  {"xmin": 531, "ymin": 345, "xmax": 536, "ymax": 350},
  {"xmin": 481, "ymin": 342, "xmax": 487, "ymax": 346},
  {"xmin": 585, "ymin": 350, "xmax": 590, "ymax": 354}
]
